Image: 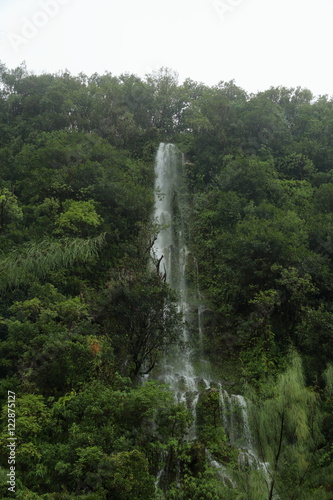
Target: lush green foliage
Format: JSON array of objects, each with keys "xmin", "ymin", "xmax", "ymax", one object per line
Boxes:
[{"xmin": 0, "ymin": 62, "xmax": 333, "ymax": 497}]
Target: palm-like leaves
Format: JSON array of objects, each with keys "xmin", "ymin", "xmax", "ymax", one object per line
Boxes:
[{"xmin": 0, "ymin": 233, "xmax": 106, "ymax": 291}]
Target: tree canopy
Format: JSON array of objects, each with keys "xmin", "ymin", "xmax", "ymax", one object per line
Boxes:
[{"xmin": 0, "ymin": 62, "xmax": 333, "ymax": 498}]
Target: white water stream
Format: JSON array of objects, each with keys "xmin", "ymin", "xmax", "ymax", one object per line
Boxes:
[
  {"xmin": 152, "ymin": 143, "xmax": 208, "ymax": 436},
  {"xmin": 152, "ymin": 143, "xmax": 271, "ymax": 493}
]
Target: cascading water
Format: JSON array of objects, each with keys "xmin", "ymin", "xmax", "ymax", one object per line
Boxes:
[
  {"xmin": 152, "ymin": 143, "xmax": 272, "ymax": 494},
  {"xmin": 152, "ymin": 143, "xmax": 207, "ymax": 428}
]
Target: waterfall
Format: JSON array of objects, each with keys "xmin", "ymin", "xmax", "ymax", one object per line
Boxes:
[
  {"xmin": 152, "ymin": 143, "xmax": 272, "ymax": 494},
  {"xmin": 152, "ymin": 143, "xmax": 206, "ymax": 431}
]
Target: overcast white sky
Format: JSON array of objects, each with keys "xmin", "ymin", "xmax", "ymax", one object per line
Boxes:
[{"xmin": 1, "ymin": 0, "xmax": 332, "ymax": 97}]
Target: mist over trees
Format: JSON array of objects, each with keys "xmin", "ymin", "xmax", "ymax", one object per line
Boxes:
[{"xmin": 0, "ymin": 62, "xmax": 333, "ymax": 498}]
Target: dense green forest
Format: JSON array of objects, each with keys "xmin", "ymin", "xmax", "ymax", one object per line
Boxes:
[{"xmin": 0, "ymin": 61, "xmax": 333, "ymax": 499}]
